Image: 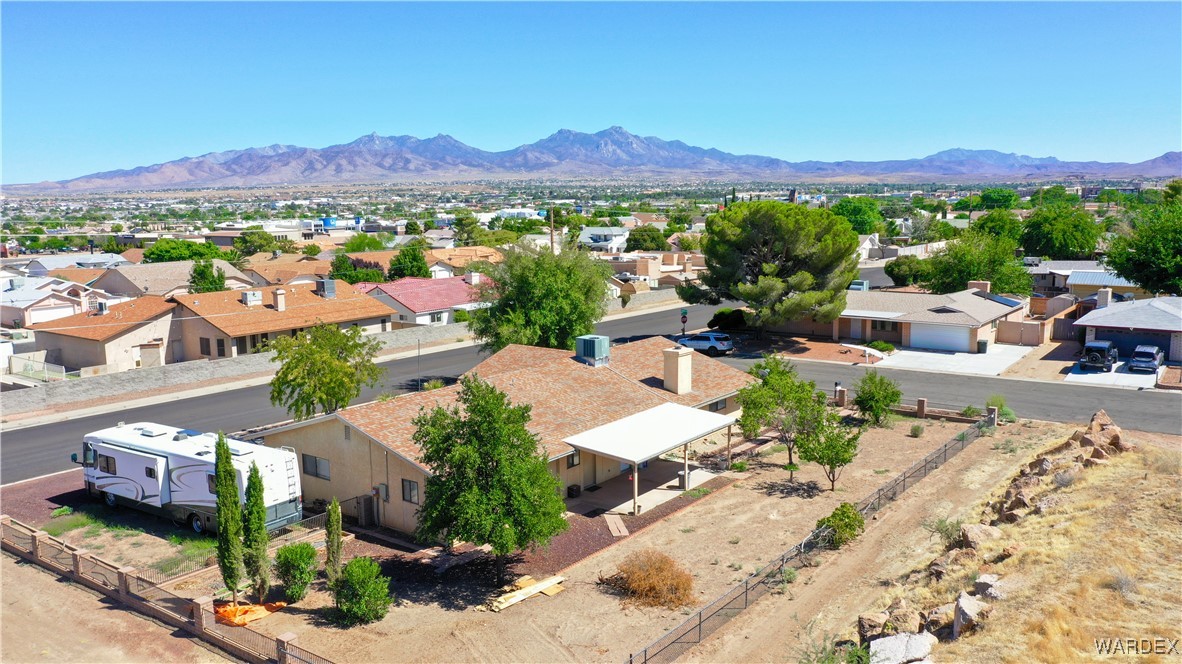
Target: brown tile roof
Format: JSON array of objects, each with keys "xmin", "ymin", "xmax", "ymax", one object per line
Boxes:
[
  {"xmin": 245, "ymin": 261, "xmax": 333, "ymax": 285},
  {"xmin": 428, "ymin": 246, "xmax": 503, "ymax": 269},
  {"xmin": 47, "ymin": 268, "xmax": 107, "ymax": 285},
  {"xmin": 95, "ymin": 260, "xmax": 252, "ymax": 296},
  {"xmin": 171, "ymin": 280, "xmax": 395, "ymax": 338},
  {"xmin": 120, "ymin": 248, "xmax": 146, "ymax": 264},
  {"xmin": 31, "ymin": 296, "xmax": 175, "ymax": 341},
  {"xmin": 345, "ymin": 250, "xmax": 400, "ymax": 267},
  {"xmin": 333, "ymin": 337, "xmax": 756, "ymax": 468},
  {"xmin": 245, "ymin": 252, "xmax": 320, "ymax": 266}
]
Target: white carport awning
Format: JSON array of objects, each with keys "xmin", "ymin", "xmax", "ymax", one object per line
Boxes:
[{"xmin": 565, "ymin": 402, "xmax": 735, "ymax": 466}]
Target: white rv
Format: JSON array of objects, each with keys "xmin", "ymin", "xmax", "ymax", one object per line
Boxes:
[{"xmin": 74, "ymin": 422, "xmax": 303, "ymax": 534}]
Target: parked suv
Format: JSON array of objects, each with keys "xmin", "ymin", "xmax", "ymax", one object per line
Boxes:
[
  {"xmin": 677, "ymin": 331, "xmax": 734, "ymax": 356},
  {"xmin": 1127, "ymin": 345, "xmax": 1165, "ymax": 373},
  {"xmin": 1079, "ymin": 340, "xmax": 1119, "ymax": 372}
]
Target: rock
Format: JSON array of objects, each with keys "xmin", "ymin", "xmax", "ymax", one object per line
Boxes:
[
  {"xmin": 960, "ymin": 523, "xmax": 1003, "ymax": 550},
  {"xmin": 1079, "ymin": 434, "xmax": 1098, "ymax": 448},
  {"xmin": 1006, "ymin": 490, "xmax": 1033, "ymax": 511},
  {"xmin": 928, "ymin": 548, "xmax": 977, "ymax": 580},
  {"xmin": 1083, "ymin": 457, "xmax": 1110, "ymax": 468},
  {"xmin": 858, "ymin": 611, "xmax": 889, "ymax": 644},
  {"xmin": 1097, "ymin": 426, "xmax": 1122, "ymax": 447},
  {"xmin": 869, "ymin": 632, "xmax": 937, "ymax": 664},
  {"xmin": 974, "ymin": 574, "xmax": 1007, "ymax": 600},
  {"xmin": 1114, "ymin": 438, "xmax": 1137, "ymax": 453},
  {"xmin": 886, "ymin": 597, "xmax": 909, "ymax": 613},
  {"xmin": 995, "ymin": 510, "xmax": 1022, "ymax": 525},
  {"xmin": 887, "ymin": 607, "xmax": 923, "ymax": 635},
  {"xmin": 1090, "ymin": 446, "xmax": 1110, "ymax": 460},
  {"xmin": 1005, "ymin": 476, "xmax": 1040, "ymax": 499},
  {"xmin": 1090, "ymin": 409, "xmax": 1114, "ymax": 430},
  {"xmin": 953, "ymin": 591, "xmax": 991, "ymax": 639},
  {"xmin": 1069, "ymin": 429, "xmax": 1085, "ymax": 443},
  {"xmin": 923, "ymin": 603, "xmax": 955, "ymax": 632},
  {"xmin": 1030, "ymin": 457, "xmax": 1054, "ymax": 476}
]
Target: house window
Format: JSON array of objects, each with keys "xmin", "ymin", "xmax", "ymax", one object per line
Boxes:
[
  {"xmin": 235, "ymin": 337, "xmax": 247, "ymax": 355},
  {"xmin": 216, "ymin": 338, "xmax": 227, "ymax": 357},
  {"xmin": 145, "ymin": 467, "xmax": 156, "ymax": 480},
  {"xmin": 381, "ymin": 318, "xmax": 388, "ymax": 332},
  {"xmin": 97, "ymin": 454, "xmax": 117, "ymax": 475},
  {"xmin": 199, "ymin": 337, "xmax": 211, "ymax": 357},
  {"xmin": 302, "ymin": 454, "xmax": 331, "ymax": 480},
  {"xmin": 344, "ymin": 426, "xmax": 351, "ymax": 441},
  {"xmin": 709, "ymin": 398, "xmax": 727, "ymax": 412},
  {"xmin": 401, "ymin": 479, "xmax": 419, "ymax": 505},
  {"xmin": 871, "ymin": 320, "xmax": 899, "ymax": 332},
  {"xmin": 429, "ymin": 312, "xmax": 443, "ymax": 323},
  {"xmin": 567, "ymin": 450, "xmax": 581, "ymax": 469}
]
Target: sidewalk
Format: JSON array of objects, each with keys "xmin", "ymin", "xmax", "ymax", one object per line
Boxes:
[{"xmin": 1, "ymin": 298, "xmax": 689, "ymax": 431}]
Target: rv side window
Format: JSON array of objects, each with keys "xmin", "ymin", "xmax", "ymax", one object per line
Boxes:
[
  {"xmin": 97, "ymin": 454, "xmax": 117, "ymax": 475},
  {"xmin": 207, "ymin": 474, "xmax": 216, "ymax": 494},
  {"xmin": 145, "ymin": 467, "xmax": 156, "ymax": 480}
]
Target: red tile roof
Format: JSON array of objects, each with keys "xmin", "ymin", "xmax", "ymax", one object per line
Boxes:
[{"xmin": 358, "ymin": 275, "xmax": 481, "ymax": 313}]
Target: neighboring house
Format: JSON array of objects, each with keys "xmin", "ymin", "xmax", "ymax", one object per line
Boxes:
[
  {"xmin": 203, "ymin": 227, "xmax": 301, "ymax": 248},
  {"xmin": 171, "ymin": 279, "xmax": 396, "ymax": 360},
  {"xmin": 346, "ymin": 247, "xmax": 504, "ymax": 280},
  {"xmin": 91, "ymin": 260, "xmax": 253, "ymax": 298},
  {"xmin": 243, "ymin": 260, "xmax": 333, "ymax": 286},
  {"xmin": 1024, "ymin": 259, "xmax": 1106, "ymax": 294},
  {"xmin": 855, "ymin": 234, "xmax": 882, "ymax": 260},
  {"xmin": 356, "ymin": 274, "xmax": 485, "ymax": 326},
  {"xmin": 578, "ymin": 227, "xmax": 629, "ymax": 252},
  {"xmin": 606, "ymin": 278, "xmax": 622, "ymax": 298},
  {"xmin": 24, "ymin": 253, "xmax": 130, "ymax": 276},
  {"xmin": 46, "ymin": 268, "xmax": 107, "ymax": 287},
  {"xmin": 633, "ymin": 212, "xmax": 669, "ymax": 226},
  {"xmin": 31, "ymin": 296, "xmax": 178, "ymax": 373},
  {"xmin": 259, "ymin": 335, "xmax": 755, "ymax": 535},
  {"xmin": 603, "ymin": 256, "xmax": 662, "ymax": 286},
  {"xmin": 1, "ymin": 276, "xmax": 127, "ymax": 328},
  {"xmin": 1065, "ymin": 270, "xmax": 1153, "ymax": 300},
  {"xmin": 245, "ymin": 251, "xmax": 321, "ymax": 266},
  {"xmin": 520, "ymin": 233, "xmax": 564, "ymax": 254},
  {"xmin": 772, "ymin": 283, "xmax": 1026, "ymax": 353},
  {"xmin": 880, "ymin": 241, "xmax": 947, "ymax": 259},
  {"xmin": 1073, "ymin": 294, "xmax": 1181, "ymax": 361}
]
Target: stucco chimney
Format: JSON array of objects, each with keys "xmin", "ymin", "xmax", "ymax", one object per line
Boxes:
[
  {"xmin": 1096, "ymin": 287, "xmax": 1112, "ymax": 309},
  {"xmin": 663, "ymin": 346, "xmax": 693, "ymax": 395},
  {"xmin": 273, "ymin": 288, "xmax": 287, "ymax": 312},
  {"xmin": 468, "ymin": 272, "xmax": 481, "ymax": 286},
  {"xmin": 967, "ymin": 280, "xmax": 991, "ymax": 293}
]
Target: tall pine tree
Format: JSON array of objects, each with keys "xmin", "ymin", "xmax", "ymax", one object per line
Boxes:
[
  {"xmin": 242, "ymin": 462, "xmax": 270, "ymax": 603},
  {"xmin": 214, "ymin": 432, "xmax": 244, "ymax": 605}
]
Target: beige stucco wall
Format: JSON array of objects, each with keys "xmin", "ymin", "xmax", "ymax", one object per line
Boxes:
[{"xmin": 35, "ymin": 311, "xmax": 178, "ymax": 371}]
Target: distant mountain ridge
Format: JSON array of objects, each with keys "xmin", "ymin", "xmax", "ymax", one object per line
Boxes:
[{"xmin": 9, "ymin": 127, "xmax": 1179, "ymax": 192}]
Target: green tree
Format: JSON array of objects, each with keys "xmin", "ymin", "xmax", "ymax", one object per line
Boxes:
[
  {"xmin": 189, "ymin": 260, "xmax": 227, "ymax": 294},
  {"xmin": 1103, "ymin": 203, "xmax": 1182, "ymax": 295},
  {"xmin": 1030, "ymin": 185, "xmax": 1081, "ymax": 207},
  {"xmin": 342, "ymin": 232, "xmax": 385, "ymax": 253},
  {"xmin": 234, "ymin": 230, "xmax": 280, "ymax": 255},
  {"xmin": 980, "ymin": 188, "xmax": 1019, "ymax": 210},
  {"xmin": 404, "ymin": 220, "xmax": 423, "ymax": 236},
  {"xmin": 325, "ymin": 497, "xmax": 343, "ymax": 586},
  {"xmin": 329, "ymin": 254, "xmax": 384, "ymax": 284},
  {"xmin": 388, "ymin": 244, "xmax": 431, "ymax": 279},
  {"xmin": 274, "ymin": 542, "xmax": 318, "ymax": 603},
  {"xmin": 625, "ymin": 224, "xmax": 671, "ymax": 252},
  {"xmin": 414, "ymin": 376, "xmax": 570, "ymax": 585},
  {"xmin": 1021, "ymin": 203, "xmax": 1100, "ymax": 259},
  {"xmin": 333, "ymin": 557, "xmax": 392, "ymax": 625},
  {"xmin": 972, "ymin": 208, "xmax": 1024, "ymax": 243},
  {"xmin": 301, "ymin": 244, "xmax": 322, "ymax": 257},
  {"xmin": 831, "ymin": 197, "xmax": 883, "ymax": 234},
  {"xmin": 469, "ymin": 243, "xmax": 611, "ymax": 352},
  {"xmin": 952, "ymin": 195, "xmax": 983, "ymax": 212},
  {"xmin": 143, "ymin": 238, "xmax": 226, "ymax": 263},
  {"xmin": 852, "ymin": 370, "xmax": 902, "ymax": 427},
  {"xmin": 677, "ymin": 234, "xmax": 702, "ymax": 251},
  {"xmin": 797, "ymin": 410, "xmax": 861, "ymax": 491},
  {"xmin": 736, "ymin": 355, "xmax": 826, "ymax": 481},
  {"xmin": 110, "ymin": 223, "xmax": 124, "ymax": 233},
  {"xmin": 1164, "ymin": 179, "xmax": 1182, "ymax": 204},
  {"xmin": 883, "ymin": 255, "xmax": 931, "ymax": 287},
  {"xmin": 923, "ymin": 232, "xmax": 1032, "ymax": 295},
  {"xmin": 679, "ymin": 201, "xmax": 859, "ymax": 332},
  {"xmin": 817, "ymin": 502, "xmax": 865, "ymax": 549},
  {"xmin": 242, "ymin": 462, "xmax": 270, "ymax": 603},
  {"xmin": 452, "ymin": 210, "xmax": 483, "ymax": 247},
  {"xmin": 214, "ymin": 433, "xmax": 244, "ymax": 605},
  {"xmin": 266, "ymin": 324, "xmax": 385, "ymax": 420}
]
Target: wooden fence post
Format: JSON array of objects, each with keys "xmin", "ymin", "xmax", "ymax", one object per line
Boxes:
[{"xmin": 275, "ymin": 632, "xmax": 298, "ymax": 664}]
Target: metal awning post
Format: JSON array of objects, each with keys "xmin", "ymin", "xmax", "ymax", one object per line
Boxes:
[
  {"xmin": 632, "ymin": 465, "xmax": 640, "ymax": 515},
  {"xmin": 727, "ymin": 423, "xmax": 733, "ymax": 468},
  {"xmin": 683, "ymin": 443, "xmax": 689, "ymax": 489}
]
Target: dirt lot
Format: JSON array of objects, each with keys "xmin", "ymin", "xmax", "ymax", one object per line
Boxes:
[
  {"xmin": 227, "ymin": 417, "xmax": 1063, "ymax": 663},
  {"xmin": 1001, "ymin": 340, "xmax": 1081, "ymax": 381},
  {"xmin": 1, "ymin": 554, "xmax": 227, "ymax": 663},
  {"xmin": 686, "ymin": 425, "xmax": 1181, "ymax": 663},
  {"xmin": 737, "ymin": 333, "xmax": 885, "ymax": 365}
]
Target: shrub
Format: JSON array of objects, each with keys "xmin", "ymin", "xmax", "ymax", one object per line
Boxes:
[
  {"xmin": 707, "ymin": 308, "xmax": 747, "ymax": 330},
  {"xmin": 853, "ymin": 370, "xmax": 902, "ymax": 427},
  {"xmin": 985, "ymin": 394, "xmax": 1006, "ymax": 410},
  {"xmin": 730, "ymin": 460, "xmax": 749, "ymax": 472},
  {"xmin": 961, "ymin": 405, "xmax": 982, "ymax": 418},
  {"xmin": 50, "ymin": 506, "xmax": 74, "ymax": 518},
  {"xmin": 608, "ymin": 549, "xmax": 694, "ymax": 608},
  {"xmin": 866, "ymin": 340, "xmax": 895, "ymax": 354},
  {"xmin": 921, "ymin": 516, "xmax": 964, "ymax": 549},
  {"xmin": 333, "ymin": 557, "xmax": 393, "ymax": 625},
  {"xmin": 999, "ymin": 406, "xmax": 1017, "ymax": 424},
  {"xmin": 1053, "ymin": 470, "xmax": 1076, "ymax": 488},
  {"xmin": 909, "ymin": 424, "xmax": 925, "ymax": 438},
  {"xmin": 816, "ymin": 503, "xmax": 865, "ymax": 549},
  {"xmin": 784, "ymin": 462, "xmax": 801, "ymax": 473},
  {"xmin": 421, "ymin": 379, "xmax": 445, "ymax": 391},
  {"xmin": 274, "ymin": 542, "xmax": 318, "ymax": 603},
  {"xmin": 452, "ymin": 309, "xmax": 470, "ymax": 323}
]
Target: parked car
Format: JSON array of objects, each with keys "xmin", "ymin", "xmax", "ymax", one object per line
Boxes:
[
  {"xmin": 677, "ymin": 332, "xmax": 734, "ymax": 356},
  {"xmin": 1079, "ymin": 340, "xmax": 1119, "ymax": 372},
  {"xmin": 1127, "ymin": 345, "xmax": 1165, "ymax": 373}
]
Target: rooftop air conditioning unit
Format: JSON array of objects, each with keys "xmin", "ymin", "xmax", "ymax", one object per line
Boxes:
[{"xmin": 574, "ymin": 334, "xmax": 611, "ymax": 367}]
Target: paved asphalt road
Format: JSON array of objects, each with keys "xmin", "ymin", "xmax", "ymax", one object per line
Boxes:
[{"xmin": 3, "ymin": 305, "xmax": 1179, "ymax": 484}]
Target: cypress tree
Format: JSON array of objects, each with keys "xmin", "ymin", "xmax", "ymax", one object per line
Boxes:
[
  {"xmin": 325, "ymin": 497, "xmax": 343, "ymax": 587},
  {"xmin": 242, "ymin": 462, "xmax": 270, "ymax": 603},
  {"xmin": 214, "ymin": 432, "xmax": 244, "ymax": 605}
]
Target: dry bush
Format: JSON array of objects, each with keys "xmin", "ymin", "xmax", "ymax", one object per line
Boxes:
[
  {"xmin": 1141, "ymin": 448, "xmax": 1181, "ymax": 476},
  {"xmin": 602, "ymin": 549, "xmax": 695, "ymax": 609}
]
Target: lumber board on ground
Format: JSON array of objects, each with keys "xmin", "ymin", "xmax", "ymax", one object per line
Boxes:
[
  {"xmin": 604, "ymin": 513, "xmax": 629, "ymax": 537},
  {"xmin": 490, "ymin": 575, "xmax": 565, "ymax": 612}
]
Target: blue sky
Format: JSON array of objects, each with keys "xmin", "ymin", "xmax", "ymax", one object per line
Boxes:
[{"xmin": 3, "ymin": 2, "xmax": 1179, "ymax": 183}]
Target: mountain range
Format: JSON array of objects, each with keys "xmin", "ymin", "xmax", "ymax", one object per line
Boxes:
[{"xmin": 9, "ymin": 127, "xmax": 1179, "ymax": 192}]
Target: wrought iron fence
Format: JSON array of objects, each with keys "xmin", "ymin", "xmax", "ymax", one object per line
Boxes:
[
  {"xmin": 283, "ymin": 641, "xmax": 335, "ymax": 664},
  {"xmin": 628, "ymin": 418, "xmax": 992, "ymax": 664},
  {"xmin": 2, "ymin": 522, "xmax": 34, "ymax": 552},
  {"xmin": 269, "ymin": 511, "xmax": 327, "ymax": 547},
  {"xmin": 137, "ymin": 547, "xmax": 218, "ymax": 584},
  {"xmin": 79, "ymin": 556, "xmax": 121, "ymax": 589},
  {"xmin": 203, "ymin": 607, "xmax": 279, "ymax": 661},
  {"xmin": 38, "ymin": 537, "xmax": 75, "ymax": 573}
]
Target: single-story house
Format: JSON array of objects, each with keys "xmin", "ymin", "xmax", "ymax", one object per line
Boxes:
[
  {"xmin": 1, "ymin": 276, "xmax": 127, "ymax": 328},
  {"xmin": 120, "ymin": 248, "xmax": 147, "ymax": 264},
  {"xmin": 259, "ymin": 335, "xmax": 755, "ymax": 534},
  {"xmin": 243, "ymin": 260, "xmax": 333, "ymax": 287},
  {"xmin": 355, "ymin": 274, "xmax": 485, "ymax": 326},
  {"xmin": 855, "ymin": 234, "xmax": 882, "ymax": 261},
  {"xmin": 1065, "ymin": 270, "xmax": 1153, "ymax": 300},
  {"xmin": 1024, "ymin": 259, "xmax": 1104, "ymax": 294},
  {"xmin": 91, "ymin": 260, "xmax": 254, "ymax": 298},
  {"xmin": 24, "ymin": 253, "xmax": 130, "ymax": 277},
  {"xmin": 170, "ymin": 279, "xmax": 396, "ymax": 360},
  {"xmin": 31, "ymin": 296, "xmax": 178, "ymax": 373},
  {"xmin": 46, "ymin": 268, "xmax": 107, "ymax": 287},
  {"xmin": 1073, "ymin": 295, "xmax": 1181, "ymax": 361},
  {"xmin": 772, "ymin": 283, "xmax": 1026, "ymax": 353}
]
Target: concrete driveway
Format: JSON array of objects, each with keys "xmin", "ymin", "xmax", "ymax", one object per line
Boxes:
[
  {"xmin": 1063, "ymin": 363, "xmax": 1161, "ymax": 388},
  {"xmin": 876, "ymin": 343, "xmax": 1035, "ymax": 376}
]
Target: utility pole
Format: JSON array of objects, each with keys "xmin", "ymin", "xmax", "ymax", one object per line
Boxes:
[{"xmin": 549, "ymin": 208, "xmax": 555, "ymax": 254}]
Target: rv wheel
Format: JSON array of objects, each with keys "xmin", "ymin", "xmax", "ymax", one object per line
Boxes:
[
  {"xmin": 189, "ymin": 514, "xmax": 205, "ymax": 534},
  {"xmin": 103, "ymin": 492, "xmax": 117, "ymax": 507}
]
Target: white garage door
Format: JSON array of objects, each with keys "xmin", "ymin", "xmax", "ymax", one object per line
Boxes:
[
  {"xmin": 27, "ymin": 305, "xmax": 76, "ymax": 325},
  {"xmin": 909, "ymin": 323, "xmax": 971, "ymax": 352}
]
